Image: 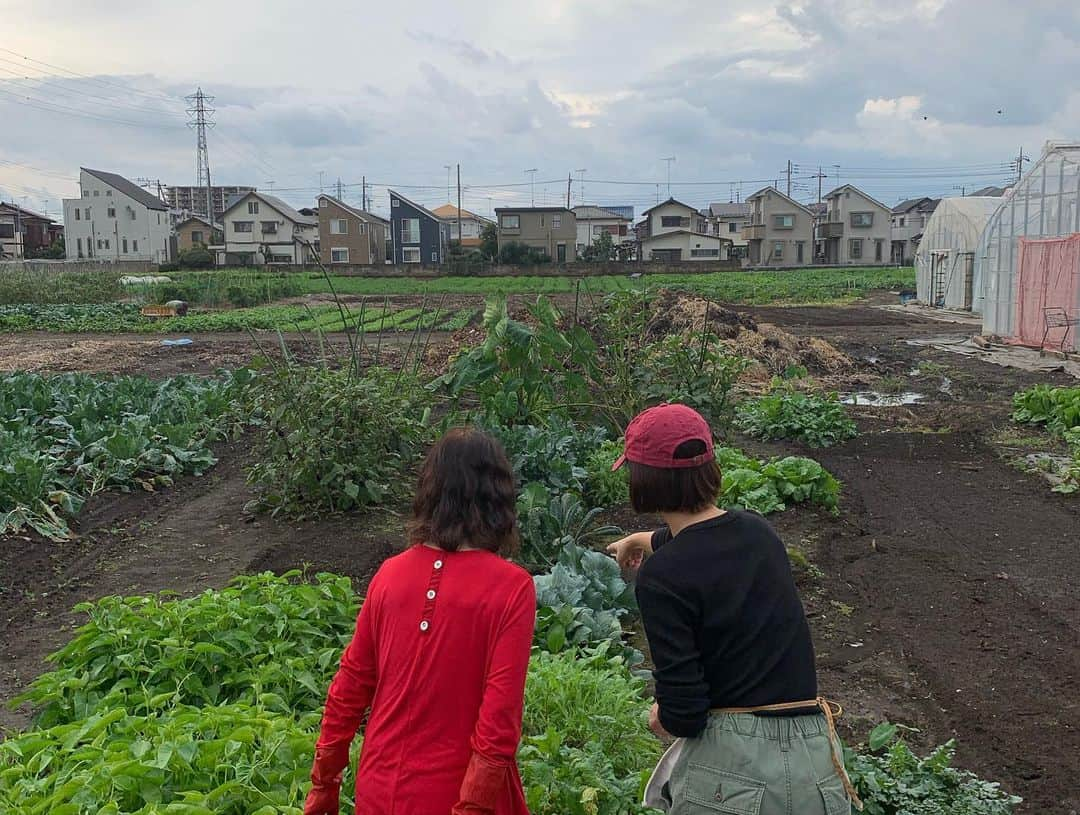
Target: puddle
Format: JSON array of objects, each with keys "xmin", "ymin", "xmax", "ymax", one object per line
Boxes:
[{"xmin": 840, "ymin": 391, "xmax": 925, "ymax": 406}]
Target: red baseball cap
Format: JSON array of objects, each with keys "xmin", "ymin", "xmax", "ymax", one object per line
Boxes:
[{"xmin": 611, "ymin": 403, "xmax": 715, "ymax": 471}]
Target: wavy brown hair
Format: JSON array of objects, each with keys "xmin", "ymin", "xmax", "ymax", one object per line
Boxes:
[{"xmin": 408, "ymin": 427, "xmax": 519, "ymax": 554}]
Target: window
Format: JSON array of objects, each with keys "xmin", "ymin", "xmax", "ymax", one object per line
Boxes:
[
  {"xmin": 850, "ymin": 238, "xmax": 863, "ymax": 259},
  {"xmin": 93, "ymin": 190, "xmax": 100, "ymax": 196},
  {"xmin": 401, "ymin": 218, "xmax": 420, "ymax": 243},
  {"xmin": 690, "ymin": 248, "xmax": 720, "ymax": 257},
  {"xmin": 358, "ymin": 222, "xmax": 367, "ymax": 234},
  {"xmin": 191, "ymin": 230, "xmax": 204, "ymax": 245},
  {"xmin": 76, "ymin": 237, "xmax": 82, "ymax": 255},
  {"xmin": 432, "ymin": 251, "xmax": 439, "ymax": 262},
  {"xmin": 875, "ymin": 240, "xmax": 883, "ymax": 261},
  {"xmin": 553, "ymin": 215, "xmax": 561, "ymax": 228},
  {"xmin": 82, "ymin": 190, "xmax": 89, "ymax": 197},
  {"xmin": 501, "ymin": 214, "xmax": 520, "ymax": 229},
  {"xmin": 330, "ymin": 219, "xmax": 348, "ymax": 235},
  {"xmin": 402, "ymin": 247, "xmax": 421, "ymax": 263},
  {"xmin": 391, "ymin": 198, "xmax": 400, "ymax": 208},
  {"xmin": 122, "ymin": 238, "xmax": 128, "ymax": 253},
  {"xmin": 330, "ymin": 248, "xmax": 349, "ymax": 263},
  {"xmin": 851, "ymin": 212, "xmax": 874, "ymax": 227},
  {"xmin": 899, "ymin": 217, "xmax": 906, "ymax": 227},
  {"xmin": 131, "ymin": 210, "xmax": 137, "ymax": 221},
  {"xmin": 85, "ymin": 208, "xmax": 90, "ymax": 219},
  {"xmin": 234, "ymin": 221, "xmax": 253, "ymax": 233},
  {"xmin": 261, "ymin": 221, "xmax": 278, "ymax": 234},
  {"xmin": 592, "ymin": 225, "xmax": 604, "ymax": 236},
  {"xmin": 108, "ymin": 207, "xmax": 116, "ymax": 218},
  {"xmin": 0, "ymin": 224, "xmax": 13, "ymax": 238},
  {"xmin": 320, "ymin": 197, "xmax": 330, "ymax": 208},
  {"xmin": 132, "ymin": 240, "xmax": 138, "ymax": 252},
  {"xmin": 661, "ymin": 215, "xmax": 690, "ymax": 228},
  {"xmin": 772, "ymin": 241, "xmax": 784, "ymax": 259},
  {"xmin": 103, "ymin": 239, "xmax": 110, "ymax": 249},
  {"xmin": 774, "ymin": 214, "xmax": 795, "ymax": 229},
  {"xmin": 728, "ymin": 221, "xmax": 739, "ymax": 233},
  {"xmin": 106, "ymin": 190, "xmax": 112, "ymax": 196},
  {"xmin": 75, "ymin": 209, "xmax": 81, "ymax": 221},
  {"xmin": 248, "ymin": 201, "xmax": 259, "ymax": 214},
  {"xmin": 97, "ymin": 239, "xmax": 103, "ymax": 249}
]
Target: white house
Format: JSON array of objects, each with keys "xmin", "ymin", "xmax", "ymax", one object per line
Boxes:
[
  {"xmin": 707, "ymin": 202, "xmax": 751, "ymax": 258},
  {"xmin": 62, "ymin": 168, "xmax": 171, "ymax": 263},
  {"xmin": 572, "ymin": 205, "xmax": 632, "ymax": 255},
  {"xmin": 431, "ymin": 204, "xmax": 493, "ymax": 249},
  {"xmin": 214, "ymin": 191, "xmax": 318, "ymax": 265},
  {"xmin": 637, "ymin": 198, "xmax": 730, "ymax": 261}
]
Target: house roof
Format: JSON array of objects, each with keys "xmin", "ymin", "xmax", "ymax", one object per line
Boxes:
[
  {"xmin": 223, "ymin": 191, "xmax": 317, "ymax": 225},
  {"xmin": 0, "ymin": 202, "xmax": 54, "ymax": 223},
  {"xmin": 823, "ymin": 184, "xmax": 890, "ymax": 211},
  {"xmin": 969, "ymin": 185, "xmax": 1008, "ymax": 198},
  {"xmin": 891, "ymin": 196, "xmax": 935, "ymax": 214},
  {"xmin": 319, "ymin": 194, "xmax": 389, "ymax": 225},
  {"xmin": 745, "ymin": 186, "xmax": 814, "ymax": 215},
  {"xmin": 640, "ymin": 197, "xmax": 700, "ymax": 217},
  {"xmin": 82, "ymin": 168, "xmax": 168, "ymax": 210},
  {"xmin": 494, "ymin": 206, "xmax": 572, "ymax": 213},
  {"xmin": 708, "ymin": 202, "xmax": 751, "ymax": 218},
  {"xmin": 176, "ymin": 214, "xmax": 221, "ymax": 230},
  {"xmin": 430, "ymin": 203, "xmax": 493, "ymax": 224},
  {"xmin": 388, "ymin": 189, "xmax": 444, "ymax": 222},
  {"xmin": 806, "ymin": 202, "xmax": 827, "ymax": 217},
  {"xmin": 572, "ymin": 205, "xmax": 630, "ymax": 221}
]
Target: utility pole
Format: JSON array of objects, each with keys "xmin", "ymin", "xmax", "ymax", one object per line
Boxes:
[
  {"xmin": 810, "ymin": 166, "xmax": 827, "ymax": 204},
  {"xmin": 456, "ymin": 164, "xmax": 462, "ymax": 249},
  {"xmin": 786, "ymin": 160, "xmax": 793, "ymax": 198},
  {"xmin": 185, "ymin": 88, "xmax": 215, "ymax": 221},
  {"xmin": 336, "ymin": 178, "xmax": 343, "ymax": 199},
  {"xmin": 575, "ymin": 168, "xmax": 586, "ymax": 205},
  {"xmin": 361, "ymin": 175, "xmax": 366, "ymax": 210},
  {"xmin": 661, "ymin": 156, "xmax": 675, "ymax": 196},
  {"xmin": 525, "ymin": 168, "xmax": 538, "ymax": 207},
  {"xmin": 319, "ymin": 171, "xmax": 325, "ymax": 194},
  {"xmin": 444, "ymin": 165, "xmax": 452, "ymax": 203},
  {"xmin": 566, "ymin": 173, "xmax": 572, "ymax": 209},
  {"xmin": 1014, "ymin": 146, "xmax": 1029, "ymax": 184},
  {"xmin": 832, "ymin": 164, "xmax": 841, "ymax": 188}
]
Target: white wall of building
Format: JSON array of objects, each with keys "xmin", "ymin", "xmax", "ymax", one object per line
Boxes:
[
  {"xmin": 62, "ymin": 170, "xmax": 170, "ymax": 262},
  {"xmin": 218, "ymin": 193, "xmax": 316, "ymax": 264}
]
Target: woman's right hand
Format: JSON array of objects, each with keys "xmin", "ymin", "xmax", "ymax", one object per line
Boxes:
[{"xmin": 606, "ymin": 531, "xmax": 653, "ymax": 570}]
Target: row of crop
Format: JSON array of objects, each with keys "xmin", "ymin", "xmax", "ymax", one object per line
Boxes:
[
  {"xmin": 1012, "ymin": 384, "xmax": 1080, "ymax": 493},
  {"xmin": 0, "ymin": 303, "xmax": 476, "ymax": 335}
]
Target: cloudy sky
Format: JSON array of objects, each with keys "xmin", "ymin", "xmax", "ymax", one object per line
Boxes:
[{"xmin": 3, "ymin": 0, "xmax": 1078, "ymax": 220}]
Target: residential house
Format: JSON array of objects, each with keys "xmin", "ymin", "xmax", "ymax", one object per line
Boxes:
[
  {"xmin": 0, "ymin": 203, "xmax": 62, "ymax": 259},
  {"xmin": 174, "ymin": 214, "xmax": 221, "ymax": 254},
  {"xmin": 389, "ymin": 190, "xmax": 449, "ymax": 265},
  {"xmin": 62, "ymin": 168, "xmax": 171, "ymax": 262},
  {"xmin": 572, "ymin": 205, "xmax": 631, "ymax": 255},
  {"xmin": 495, "ymin": 206, "xmax": 576, "ymax": 263},
  {"xmin": 166, "ymin": 185, "xmax": 256, "ymax": 221},
  {"xmin": 214, "ymin": 190, "xmax": 318, "ymax": 265},
  {"xmin": 431, "ymin": 204, "xmax": 494, "ymax": 249},
  {"xmin": 636, "ymin": 198, "xmax": 729, "ymax": 262},
  {"xmin": 707, "ymin": 202, "xmax": 751, "ymax": 259},
  {"xmin": 890, "ymin": 197, "xmax": 939, "ymax": 264},
  {"xmin": 969, "ymin": 185, "xmax": 1009, "ymax": 198},
  {"xmin": 743, "ymin": 188, "xmax": 814, "ymax": 266},
  {"xmin": 816, "ymin": 185, "xmax": 892, "ymax": 265},
  {"xmin": 318, "ymin": 194, "xmax": 388, "ymax": 265}
]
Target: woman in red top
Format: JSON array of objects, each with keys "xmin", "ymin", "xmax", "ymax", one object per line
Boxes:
[{"xmin": 304, "ymin": 428, "xmax": 536, "ymax": 815}]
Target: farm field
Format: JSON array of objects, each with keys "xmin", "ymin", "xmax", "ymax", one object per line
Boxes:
[{"xmin": 0, "ymin": 275, "xmax": 1076, "ymax": 813}]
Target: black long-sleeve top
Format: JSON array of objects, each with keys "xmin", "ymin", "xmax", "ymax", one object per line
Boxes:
[{"xmin": 635, "ymin": 510, "xmax": 817, "ymax": 738}]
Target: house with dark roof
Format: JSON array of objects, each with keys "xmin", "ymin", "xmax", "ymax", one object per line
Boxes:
[
  {"xmin": 318, "ymin": 194, "xmax": 389, "ymax": 265},
  {"xmin": 174, "ymin": 214, "xmax": 221, "ymax": 254},
  {"xmin": 215, "ymin": 190, "xmax": 318, "ymax": 265},
  {"xmin": 0, "ymin": 202, "xmax": 62, "ymax": 259},
  {"xmin": 572, "ymin": 205, "xmax": 631, "ymax": 255},
  {"xmin": 390, "ymin": 190, "xmax": 450, "ymax": 265},
  {"xmin": 635, "ymin": 198, "xmax": 730, "ymax": 262},
  {"xmin": 62, "ymin": 168, "xmax": 171, "ymax": 262},
  {"xmin": 707, "ymin": 202, "xmax": 752, "ymax": 257},
  {"xmin": 890, "ymin": 197, "xmax": 939, "ymax": 264}
]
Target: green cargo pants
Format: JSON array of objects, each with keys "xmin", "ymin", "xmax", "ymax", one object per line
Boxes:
[{"xmin": 662, "ymin": 712, "xmax": 852, "ymax": 815}]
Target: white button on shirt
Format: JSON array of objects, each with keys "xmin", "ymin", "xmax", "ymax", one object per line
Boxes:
[
  {"xmin": 420, "ymin": 620, "xmax": 430, "ymax": 632},
  {"xmin": 426, "ymin": 589, "xmax": 436, "ymax": 600},
  {"xmin": 434, "ymin": 560, "xmax": 443, "ymax": 570}
]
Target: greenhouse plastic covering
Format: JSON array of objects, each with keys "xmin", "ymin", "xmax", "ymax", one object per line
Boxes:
[
  {"xmin": 977, "ymin": 142, "xmax": 1080, "ymax": 336},
  {"xmin": 915, "ymin": 197, "xmax": 1002, "ymax": 310}
]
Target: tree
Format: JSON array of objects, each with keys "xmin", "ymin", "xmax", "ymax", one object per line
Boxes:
[
  {"xmin": 582, "ymin": 230, "xmax": 615, "ymax": 262},
  {"xmin": 479, "ymin": 222, "xmax": 499, "ymax": 260}
]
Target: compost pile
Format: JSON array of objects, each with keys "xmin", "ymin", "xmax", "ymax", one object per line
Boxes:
[{"xmin": 646, "ymin": 290, "xmax": 853, "ymax": 375}]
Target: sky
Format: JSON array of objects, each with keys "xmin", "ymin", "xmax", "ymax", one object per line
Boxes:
[{"xmin": 3, "ymin": 0, "xmax": 1079, "ymax": 221}]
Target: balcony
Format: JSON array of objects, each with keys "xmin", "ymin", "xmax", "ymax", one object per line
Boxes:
[
  {"xmin": 742, "ymin": 223, "xmax": 765, "ymax": 241},
  {"xmin": 817, "ymin": 221, "xmax": 843, "ymax": 239}
]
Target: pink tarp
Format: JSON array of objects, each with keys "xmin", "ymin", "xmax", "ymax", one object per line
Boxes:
[{"xmin": 1012, "ymin": 234, "xmax": 1080, "ymax": 350}]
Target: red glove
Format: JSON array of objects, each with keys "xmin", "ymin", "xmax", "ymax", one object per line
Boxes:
[
  {"xmin": 304, "ymin": 741, "xmax": 351, "ymax": 815},
  {"xmin": 451, "ymin": 751, "xmax": 509, "ymax": 815}
]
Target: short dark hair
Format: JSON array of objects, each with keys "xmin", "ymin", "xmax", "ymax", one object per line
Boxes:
[
  {"xmin": 408, "ymin": 427, "xmax": 519, "ymax": 554},
  {"xmin": 628, "ymin": 439, "xmax": 721, "ymax": 514}
]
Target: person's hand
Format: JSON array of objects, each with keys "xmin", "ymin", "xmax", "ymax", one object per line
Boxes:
[
  {"xmin": 606, "ymin": 531, "xmax": 653, "ymax": 570},
  {"xmin": 649, "ymin": 702, "xmax": 672, "ymax": 739},
  {"xmin": 303, "ymin": 783, "xmax": 341, "ymax": 815}
]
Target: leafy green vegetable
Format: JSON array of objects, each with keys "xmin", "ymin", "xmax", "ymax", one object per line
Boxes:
[
  {"xmin": 517, "ymin": 487, "xmax": 621, "ymax": 568},
  {"xmin": 486, "ymin": 417, "xmax": 609, "ymax": 497},
  {"xmin": 584, "ymin": 440, "xmax": 630, "ymax": 507},
  {"xmin": 717, "ymin": 446, "xmax": 841, "ymax": 515},
  {"xmin": 1011, "ymin": 385, "xmax": 1080, "ymax": 493},
  {"xmin": 736, "ymin": 386, "xmax": 858, "ymax": 447}
]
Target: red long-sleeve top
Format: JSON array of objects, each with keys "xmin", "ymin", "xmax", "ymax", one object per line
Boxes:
[{"xmin": 316, "ymin": 544, "xmax": 535, "ymax": 815}]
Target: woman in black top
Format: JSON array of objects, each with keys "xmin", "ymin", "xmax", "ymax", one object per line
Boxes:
[{"xmin": 608, "ymin": 403, "xmax": 857, "ymax": 814}]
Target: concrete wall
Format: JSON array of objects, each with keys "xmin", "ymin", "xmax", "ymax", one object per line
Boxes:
[{"xmin": 254, "ymin": 259, "xmax": 742, "ymax": 277}]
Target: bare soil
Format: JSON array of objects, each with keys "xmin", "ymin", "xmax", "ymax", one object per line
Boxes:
[{"xmin": 1, "ymin": 298, "xmax": 1077, "ymax": 812}]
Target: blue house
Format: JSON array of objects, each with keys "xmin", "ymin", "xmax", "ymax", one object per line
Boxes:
[{"xmin": 389, "ymin": 190, "xmax": 449, "ymax": 266}]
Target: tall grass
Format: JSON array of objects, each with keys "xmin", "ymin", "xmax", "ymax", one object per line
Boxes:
[{"xmin": 0, "ymin": 268, "xmax": 124, "ymax": 305}]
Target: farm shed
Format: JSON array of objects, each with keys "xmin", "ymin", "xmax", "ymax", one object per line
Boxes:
[
  {"xmin": 915, "ymin": 196, "xmax": 1002, "ymax": 310},
  {"xmin": 978, "ymin": 142, "xmax": 1080, "ymax": 350}
]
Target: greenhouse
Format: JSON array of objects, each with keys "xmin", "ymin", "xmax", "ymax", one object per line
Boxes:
[
  {"xmin": 915, "ymin": 196, "xmax": 1002, "ymax": 310},
  {"xmin": 977, "ymin": 142, "xmax": 1080, "ymax": 351}
]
